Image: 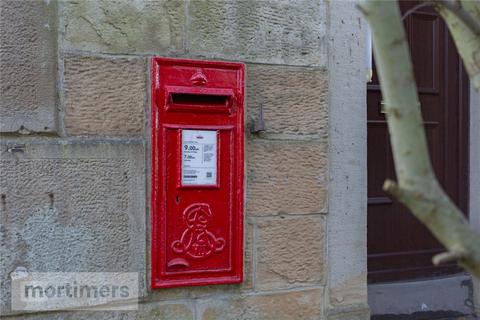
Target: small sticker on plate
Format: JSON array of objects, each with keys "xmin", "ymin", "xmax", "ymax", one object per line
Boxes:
[{"xmin": 181, "ymin": 130, "xmax": 217, "ymax": 186}]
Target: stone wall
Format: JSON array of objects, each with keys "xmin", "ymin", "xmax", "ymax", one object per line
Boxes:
[
  {"xmin": 0, "ymin": 0, "xmax": 369, "ymax": 319},
  {"xmin": 0, "ymin": 0, "xmax": 58, "ymax": 133}
]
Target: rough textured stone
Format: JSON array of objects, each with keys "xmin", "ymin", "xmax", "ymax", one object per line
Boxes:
[
  {"xmin": 246, "ymin": 64, "xmax": 328, "ymax": 140},
  {"xmin": 255, "ymin": 215, "xmax": 325, "ymax": 290},
  {"xmin": 64, "ymin": 56, "xmax": 146, "ymax": 136},
  {"xmin": 330, "ymin": 273, "xmax": 367, "ymax": 307},
  {"xmin": 62, "ymin": 0, "xmax": 184, "ymax": 54},
  {"xmin": 246, "ymin": 140, "xmax": 327, "ymax": 216},
  {"xmin": 326, "ymin": 0, "xmax": 369, "ymax": 312},
  {"xmin": 0, "ymin": 0, "xmax": 57, "ymax": 133},
  {"xmin": 198, "ymin": 289, "xmax": 323, "ymax": 320},
  {"xmin": 187, "ymin": 0, "xmax": 327, "ymax": 66},
  {"xmin": 1, "ymin": 301, "xmax": 193, "ymax": 320},
  {"xmin": 243, "ymin": 220, "xmax": 254, "ymax": 291},
  {"xmin": 1, "ymin": 310, "xmax": 137, "ymax": 320},
  {"xmin": 0, "ymin": 139, "xmax": 146, "ymax": 315},
  {"xmin": 326, "ymin": 305, "xmax": 370, "ymax": 320},
  {"xmin": 136, "ymin": 301, "xmax": 194, "ymax": 320}
]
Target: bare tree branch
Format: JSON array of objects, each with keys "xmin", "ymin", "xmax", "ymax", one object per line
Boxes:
[
  {"xmin": 433, "ymin": 0, "xmax": 480, "ymax": 35},
  {"xmin": 402, "ymin": 2, "xmax": 433, "ymax": 20},
  {"xmin": 433, "ymin": 0, "xmax": 480, "ymax": 91},
  {"xmin": 433, "ymin": 249, "xmax": 467, "ymax": 265}
]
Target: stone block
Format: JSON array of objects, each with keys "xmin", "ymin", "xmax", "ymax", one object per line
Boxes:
[
  {"xmin": 0, "ymin": 139, "xmax": 146, "ymax": 314},
  {"xmin": 136, "ymin": 301, "xmax": 194, "ymax": 320},
  {"xmin": 198, "ymin": 288, "xmax": 323, "ymax": 320},
  {"xmin": 255, "ymin": 215, "xmax": 325, "ymax": 290},
  {"xmin": 246, "ymin": 64, "xmax": 328, "ymax": 140},
  {"xmin": 0, "ymin": 310, "xmax": 137, "ymax": 320},
  {"xmin": 62, "ymin": 0, "xmax": 185, "ymax": 54},
  {"xmin": 326, "ymin": 304, "xmax": 370, "ymax": 320},
  {"xmin": 64, "ymin": 55, "xmax": 146, "ymax": 136},
  {"xmin": 243, "ymin": 219, "xmax": 254, "ymax": 291},
  {"xmin": 330, "ymin": 272, "xmax": 368, "ymax": 307},
  {"xmin": 326, "ymin": 3, "xmax": 369, "ymax": 316},
  {"xmin": 0, "ymin": 301, "xmax": 194, "ymax": 320},
  {"xmin": 187, "ymin": 0, "xmax": 327, "ymax": 66},
  {"xmin": 0, "ymin": 0, "xmax": 57, "ymax": 133},
  {"xmin": 246, "ymin": 140, "xmax": 327, "ymax": 216}
]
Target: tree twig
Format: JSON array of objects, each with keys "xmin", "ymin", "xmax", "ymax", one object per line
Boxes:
[
  {"xmin": 433, "ymin": 0, "xmax": 480, "ymax": 91},
  {"xmin": 433, "ymin": 250, "xmax": 467, "ymax": 265},
  {"xmin": 401, "ymin": 2, "xmax": 433, "ymax": 20},
  {"xmin": 433, "ymin": 0, "xmax": 480, "ymax": 36}
]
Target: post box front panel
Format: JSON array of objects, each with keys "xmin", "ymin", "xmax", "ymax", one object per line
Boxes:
[{"xmin": 151, "ymin": 58, "xmax": 244, "ymax": 288}]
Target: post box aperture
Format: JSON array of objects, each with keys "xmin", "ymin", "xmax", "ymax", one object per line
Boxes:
[{"xmin": 151, "ymin": 57, "xmax": 244, "ymax": 288}]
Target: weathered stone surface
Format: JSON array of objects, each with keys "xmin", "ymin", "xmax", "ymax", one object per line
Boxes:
[
  {"xmin": 1, "ymin": 301, "xmax": 194, "ymax": 320},
  {"xmin": 136, "ymin": 301, "xmax": 194, "ymax": 320},
  {"xmin": 255, "ymin": 215, "xmax": 325, "ymax": 290},
  {"xmin": 64, "ymin": 56, "xmax": 146, "ymax": 136},
  {"xmin": 198, "ymin": 288, "xmax": 323, "ymax": 320},
  {"xmin": 1, "ymin": 310, "xmax": 137, "ymax": 320},
  {"xmin": 246, "ymin": 64, "xmax": 328, "ymax": 140},
  {"xmin": 0, "ymin": 0, "xmax": 57, "ymax": 133},
  {"xmin": 326, "ymin": 304, "xmax": 370, "ymax": 320},
  {"xmin": 187, "ymin": 0, "xmax": 327, "ymax": 66},
  {"xmin": 243, "ymin": 219, "xmax": 254, "ymax": 291},
  {"xmin": 0, "ymin": 139, "xmax": 146, "ymax": 315},
  {"xmin": 330, "ymin": 273, "xmax": 368, "ymax": 306},
  {"xmin": 246, "ymin": 140, "xmax": 327, "ymax": 216},
  {"xmin": 147, "ymin": 284, "xmax": 235, "ymax": 304},
  {"xmin": 62, "ymin": 0, "xmax": 184, "ymax": 54},
  {"xmin": 327, "ymin": 1, "xmax": 369, "ymax": 315}
]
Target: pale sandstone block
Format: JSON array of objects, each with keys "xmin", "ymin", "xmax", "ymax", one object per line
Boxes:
[
  {"xmin": 187, "ymin": 0, "xmax": 327, "ymax": 66},
  {"xmin": 246, "ymin": 64, "xmax": 328, "ymax": 139},
  {"xmin": 62, "ymin": 0, "xmax": 185, "ymax": 54},
  {"xmin": 326, "ymin": 304, "xmax": 370, "ymax": 320},
  {"xmin": 0, "ymin": 140, "xmax": 146, "ymax": 315},
  {"xmin": 64, "ymin": 56, "xmax": 146, "ymax": 136},
  {"xmin": 246, "ymin": 140, "xmax": 328, "ymax": 216},
  {"xmin": 0, "ymin": 0, "xmax": 58, "ymax": 133},
  {"xmin": 255, "ymin": 215, "xmax": 325, "ymax": 290},
  {"xmin": 329, "ymin": 273, "xmax": 368, "ymax": 306},
  {"xmin": 198, "ymin": 288, "xmax": 323, "ymax": 320},
  {"xmin": 136, "ymin": 301, "xmax": 193, "ymax": 320},
  {"xmin": 0, "ymin": 302, "xmax": 194, "ymax": 320},
  {"xmin": 0, "ymin": 310, "xmax": 136, "ymax": 320}
]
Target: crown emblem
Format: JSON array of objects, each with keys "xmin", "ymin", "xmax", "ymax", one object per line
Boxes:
[{"xmin": 190, "ymin": 71, "xmax": 207, "ymax": 86}]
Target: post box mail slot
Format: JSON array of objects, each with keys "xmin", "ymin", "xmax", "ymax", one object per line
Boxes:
[{"xmin": 151, "ymin": 57, "xmax": 244, "ymax": 288}]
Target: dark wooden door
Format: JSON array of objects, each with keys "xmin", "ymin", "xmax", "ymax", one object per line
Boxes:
[{"xmin": 367, "ymin": 1, "xmax": 469, "ymax": 283}]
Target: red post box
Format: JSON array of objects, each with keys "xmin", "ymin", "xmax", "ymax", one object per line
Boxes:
[{"xmin": 151, "ymin": 57, "xmax": 244, "ymax": 288}]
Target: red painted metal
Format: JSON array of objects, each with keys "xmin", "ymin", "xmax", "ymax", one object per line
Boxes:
[{"xmin": 151, "ymin": 57, "xmax": 244, "ymax": 288}]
